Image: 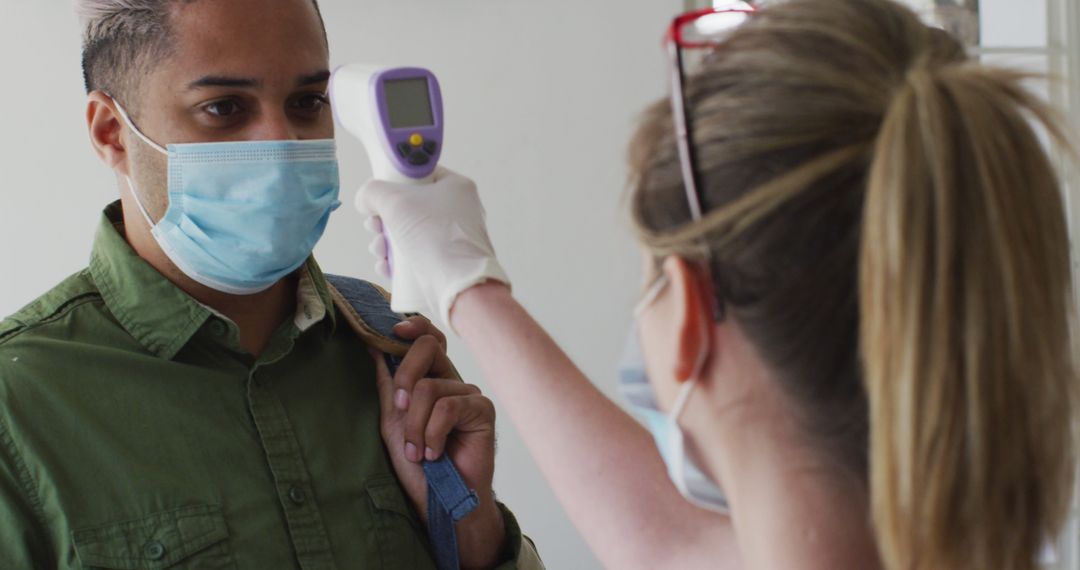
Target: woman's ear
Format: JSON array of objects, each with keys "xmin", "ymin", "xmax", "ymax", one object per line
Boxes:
[
  {"xmin": 661, "ymin": 256, "xmax": 715, "ymax": 382},
  {"xmin": 86, "ymin": 91, "xmax": 130, "ymax": 175}
]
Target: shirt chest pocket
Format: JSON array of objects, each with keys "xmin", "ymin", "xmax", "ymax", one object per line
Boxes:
[
  {"xmin": 72, "ymin": 504, "xmax": 236, "ymax": 570},
  {"xmin": 366, "ymin": 477, "xmax": 437, "ymax": 570}
]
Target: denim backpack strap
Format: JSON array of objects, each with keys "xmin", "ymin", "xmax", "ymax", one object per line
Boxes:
[{"xmin": 325, "ymin": 274, "xmax": 480, "ymax": 570}]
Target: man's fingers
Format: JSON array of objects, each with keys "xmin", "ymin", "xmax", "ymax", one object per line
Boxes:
[
  {"xmin": 393, "ymin": 335, "xmax": 456, "ymax": 401},
  {"xmin": 423, "ymin": 395, "xmax": 496, "ymax": 461},
  {"xmin": 404, "ymin": 379, "xmax": 481, "ymax": 463},
  {"xmin": 393, "ymin": 315, "xmax": 448, "ymax": 350}
]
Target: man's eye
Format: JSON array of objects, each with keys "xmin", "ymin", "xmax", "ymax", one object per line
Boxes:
[
  {"xmin": 203, "ymin": 99, "xmax": 243, "ymax": 118},
  {"xmin": 293, "ymin": 94, "xmax": 329, "ymax": 113}
]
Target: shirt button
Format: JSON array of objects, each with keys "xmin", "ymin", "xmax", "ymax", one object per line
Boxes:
[
  {"xmin": 144, "ymin": 540, "xmax": 166, "ymax": 560},
  {"xmin": 209, "ymin": 320, "xmax": 227, "ymax": 337},
  {"xmin": 288, "ymin": 485, "xmax": 307, "ymax": 505}
]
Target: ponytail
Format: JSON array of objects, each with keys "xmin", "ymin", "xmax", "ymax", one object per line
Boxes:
[
  {"xmin": 628, "ymin": 0, "xmax": 1078, "ymax": 567},
  {"xmin": 861, "ymin": 62, "xmax": 1077, "ymax": 569}
]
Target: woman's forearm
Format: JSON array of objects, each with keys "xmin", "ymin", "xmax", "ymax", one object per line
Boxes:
[{"xmin": 451, "ymin": 283, "xmax": 739, "ymax": 570}]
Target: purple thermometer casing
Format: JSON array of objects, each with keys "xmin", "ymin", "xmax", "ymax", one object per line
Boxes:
[{"xmin": 372, "ymin": 67, "xmax": 444, "ymax": 180}]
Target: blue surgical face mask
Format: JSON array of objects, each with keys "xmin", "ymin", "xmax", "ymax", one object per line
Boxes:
[
  {"xmin": 618, "ymin": 274, "xmax": 730, "ymax": 514},
  {"xmin": 113, "ymin": 99, "xmax": 342, "ymax": 295}
]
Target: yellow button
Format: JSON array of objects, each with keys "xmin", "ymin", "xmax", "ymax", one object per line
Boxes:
[{"xmin": 409, "ymin": 134, "xmax": 424, "ymax": 147}]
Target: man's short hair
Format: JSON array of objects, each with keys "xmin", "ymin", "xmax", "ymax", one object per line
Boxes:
[{"xmin": 76, "ymin": 0, "xmax": 326, "ymax": 111}]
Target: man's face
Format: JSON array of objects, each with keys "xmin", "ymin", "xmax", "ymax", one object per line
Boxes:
[{"xmin": 122, "ymin": 0, "xmax": 332, "ymax": 215}]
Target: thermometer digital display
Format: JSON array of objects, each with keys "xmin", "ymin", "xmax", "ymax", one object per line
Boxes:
[{"xmin": 330, "ymin": 65, "xmax": 444, "ymax": 183}]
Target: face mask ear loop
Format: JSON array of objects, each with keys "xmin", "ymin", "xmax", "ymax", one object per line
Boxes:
[
  {"xmin": 109, "ymin": 96, "xmax": 169, "ymax": 156},
  {"xmin": 670, "ymin": 379, "xmax": 697, "ymax": 424},
  {"xmin": 679, "ymin": 316, "xmax": 712, "ymax": 423},
  {"xmin": 634, "ymin": 273, "xmax": 671, "ymax": 318},
  {"xmin": 124, "ymin": 176, "xmax": 158, "ymax": 229},
  {"xmin": 108, "ymin": 95, "xmax": 167, "ymax": 229}
]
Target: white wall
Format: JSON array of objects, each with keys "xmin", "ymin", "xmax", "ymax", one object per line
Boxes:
[{"xmin": 0, "ymin": 1, "xmax": 678, "ymax": 568}]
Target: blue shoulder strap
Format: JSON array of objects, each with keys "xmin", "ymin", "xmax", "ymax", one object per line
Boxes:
[{"xmin": 325, "ymin": 274, "xmax": 480, "ymax": 570}]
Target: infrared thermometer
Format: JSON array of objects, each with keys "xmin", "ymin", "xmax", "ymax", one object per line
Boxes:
[{"xmin": 329, "ymin": 65, "xmax": 444, "ymax": 184}]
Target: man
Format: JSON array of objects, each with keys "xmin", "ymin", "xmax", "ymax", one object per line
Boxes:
[{"xmin": 0, "ymin": 0, "xmax": 542, "ymax": 567}]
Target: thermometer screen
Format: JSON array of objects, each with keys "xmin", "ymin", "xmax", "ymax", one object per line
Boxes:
[{"xmin": 384, "ymin": 78, "xmax": 435, "ymax": 129}]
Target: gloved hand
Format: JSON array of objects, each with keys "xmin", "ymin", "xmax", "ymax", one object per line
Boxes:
[{"xmin": 357, "ymin": 167, "xmax": 510, "ymax": 329}]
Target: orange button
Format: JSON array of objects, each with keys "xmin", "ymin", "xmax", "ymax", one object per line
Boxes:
[{"xmin": 409, "ymin": 134, "xmax": 424, "ymax": 147}]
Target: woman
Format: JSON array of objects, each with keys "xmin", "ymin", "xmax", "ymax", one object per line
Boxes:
[{"xmin": 360, "ymin": 0, "xmax": 1078, "ymax": 567}]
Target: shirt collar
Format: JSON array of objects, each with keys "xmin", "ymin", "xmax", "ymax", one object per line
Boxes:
[
  {"xmin": 290, "ymin": 252, "xmax": 338, "ymax": 335},
  {"xmin": 294, "ymin": 264, "xmax": 329, "ymax": 333},
  {"xmin": 88, "ymin": 201, "xmax": 337, "ymax": 359}
]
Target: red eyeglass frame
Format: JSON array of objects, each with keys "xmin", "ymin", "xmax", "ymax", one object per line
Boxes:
[
  {"xmin": 664, "ymin": 7, "xmax": 756, "ymax": 222},
  {"xmin": 662, "ymin": 6, "xmax": 756, "ymax": 321}
]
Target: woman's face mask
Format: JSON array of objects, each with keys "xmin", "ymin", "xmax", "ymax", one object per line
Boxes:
[{"xmin": 617, "ymin": 272, "xmax": 730, "ymax": 514}]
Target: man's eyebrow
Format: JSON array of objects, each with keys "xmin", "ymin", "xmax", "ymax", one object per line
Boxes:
[
  {"xmin": 298, "ymin": 70, "xmax": 331, "ymax": 87},
  {"xmin": 183, "ymin": 71, "xmax": 330, "ymax": 91},
  {"xmin": 186, "ymin": 76, "xmax": 261, "ymax": 90}
]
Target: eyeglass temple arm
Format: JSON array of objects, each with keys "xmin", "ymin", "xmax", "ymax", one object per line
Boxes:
[{"xmin": 667, "ymin": 41, "xmax": 706, "ymax": 222}]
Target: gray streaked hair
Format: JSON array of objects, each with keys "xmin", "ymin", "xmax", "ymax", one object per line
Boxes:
[{"xmin": 76, "ymin": 0, "xmax": 325, "ymax": 113}]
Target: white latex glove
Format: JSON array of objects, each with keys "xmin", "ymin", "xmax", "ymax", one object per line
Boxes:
[{"xmin": 356, "ymin": 167, "xmax": 510, "ymax": 329}]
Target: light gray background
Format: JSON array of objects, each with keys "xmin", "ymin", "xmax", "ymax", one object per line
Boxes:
[{"xmin": 0, "ymin": 1, "xmax": 1077, "ymax": 569}]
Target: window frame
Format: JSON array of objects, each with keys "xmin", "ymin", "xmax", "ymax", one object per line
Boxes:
[{"xmin": 1055, "ymin": 0, "xmax": 1080, "ymax": 568}]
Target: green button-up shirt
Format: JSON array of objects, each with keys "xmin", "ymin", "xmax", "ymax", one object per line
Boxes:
[{"xmin": 0, "ymin": 202, "xmax": 535, "ymax": 569}]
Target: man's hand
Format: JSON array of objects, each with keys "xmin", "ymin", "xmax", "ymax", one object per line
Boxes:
[{"xmin": 370, "ymin": 315, "xmax": 507, "ymax": 570}]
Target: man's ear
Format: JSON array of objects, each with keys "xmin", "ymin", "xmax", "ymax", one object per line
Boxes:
[
  {"xmin": 661, "ymin": 256, "xmax": 715, "ymax": 382},
  {"xmin": 86, "ymin": 91, "xmax": 130, "ymax": 176}
]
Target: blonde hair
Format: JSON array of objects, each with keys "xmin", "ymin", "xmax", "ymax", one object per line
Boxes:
[{"xmin": 629, "ymin": 0, "xmax": 1078, "ymax": 568}]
